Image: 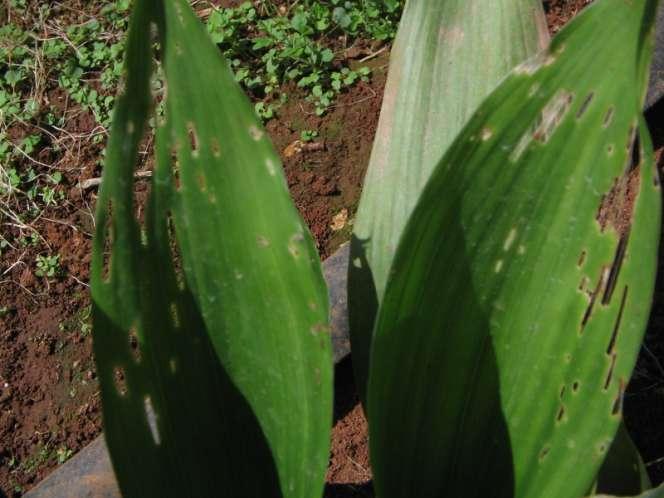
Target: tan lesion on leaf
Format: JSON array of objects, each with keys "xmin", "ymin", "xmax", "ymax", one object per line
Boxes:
[
  {"xmin": 186, "ymin": 121, "xmax": 199, "ymax": 157},
  {"xmin": 510, "ymin": 90, "xmax": 573, "ymax": 162},
  {"xmin": 603, "ymin": 107, "xmax": 615, "ymax": 128},
  {"xmin": 538, "ymin": 446, "xmax": 551, "ymax": 462},
  {"xmin": 438, "ymin": 25, "xmax": 465, "ymax": 47}
]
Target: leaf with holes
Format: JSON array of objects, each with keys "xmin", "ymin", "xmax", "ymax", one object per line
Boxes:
[
  {"xmin": 368, "ymin": 1, "xmax": 660, "ymax": 497},
  {"xmin": 90, "ymin": 0, "xmax": 332, "ymax": 496},
  {"xmin": 348, "ymin": 0, "xmax": 549, "ymax": 404}
]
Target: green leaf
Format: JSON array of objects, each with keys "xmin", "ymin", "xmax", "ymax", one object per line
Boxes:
[
  {"xmin": 321, "ymin": 48, "xmax": 334, "ymax": 63},
  {"xmin": 332, "ymin": 7, "xmax": 351, "ymax": 29},
  {"xmin": 593, "ymin": 423, "xmax": 651, "ymax": 495},
  {"xmin": 368, "ymin": 1, "xmax": 660, "ymax": 497},
  {"xmin": 91, "ymin": 1, "xmax": 332, "ymax": 497},
  {"xmin": 349, "ymin": 0, "xmax": 549, "ymax": 404},
  {"xmin": 5, "ymin": 69, "xmax": 24, "ymax": 87},
  {"xmin": 291, "ymin": 12, "xmax": 310, "ymax": 34}
]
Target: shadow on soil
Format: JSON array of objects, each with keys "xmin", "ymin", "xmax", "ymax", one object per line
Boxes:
[
  {"xmin": 333, "ymin": 357, "xmax": 361, "ymax": 423},
  {"xmin": 324, "ymin": 482, "xmax": 374, "ymax": 497},
  {"xmin": 346, "ymin": 235, "xmax": 379, "ymax": 404}
]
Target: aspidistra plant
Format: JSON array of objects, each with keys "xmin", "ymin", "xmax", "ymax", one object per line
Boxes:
[
  {"xmin": 368, "ymin": 1, "xmax": 662, "ymax": 497},
  {"xmin": 90, "ymin": 0, "xmax": 663, "ymax": 497},
  {"xmin": 91, "ymin": 0, "xmax": 331, "ymax": 496},
  {"xmin": 348, "ymin": 0, "xmax": 550, "ymax": 404}
]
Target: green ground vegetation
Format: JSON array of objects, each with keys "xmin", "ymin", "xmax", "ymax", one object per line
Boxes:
[{"xmin": 0, "ymin": 0, "xmax": 403, "ymax": 283}]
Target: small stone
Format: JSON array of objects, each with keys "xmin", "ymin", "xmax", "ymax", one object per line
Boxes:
[{"xmin": 330, "ymin": 209, "xmax": 348, "ymax": 231}]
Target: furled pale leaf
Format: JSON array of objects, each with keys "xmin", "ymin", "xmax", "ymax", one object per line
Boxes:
[
  {"xmin": 91, "ymin": 1, "xmax": 332, "ymax": 496},
  {"xmin": 348, "ymin": 0, "xmax": 549, "ymax": 403},
  {"xmin": 368, "ymin": 1, "xmax": 660, "ymax": 497}
]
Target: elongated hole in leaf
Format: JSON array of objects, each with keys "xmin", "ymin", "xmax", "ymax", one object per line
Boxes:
[
  {"xmin": 572, "ymin": 381, "xmax": 580, "ymax": 392},
  {"xmin": 602, "ymin": 236, "xmax": 628, "ymax": 305},
  {"xmin": 113, "ymin": 366, "xmax": 127, "ymax": 396},
  {"xmin": 606, "ymin": 286, "xmax": 628, "ymax": 354},
  {"xmin": 577, "ymin": 250, "xmax": 586, "ymax": 267},
  {"xmin": 628, "ymin": 132, "xmax": 641, "ymax": 172},
  {"xmin": 559, "ymin": 385, "xmax": 566, "ymax": 399},
  {"xmin": 626, "ymin": 124, "xmax": 637, "ymax": 157},
  {"xmin": 611, "ymin": 379, "xmax": 625, "ymax": 415},
  {"xmin": 604, "ymin": 352, "xmax": 617, "ymax": 390},
  {"xmin": 581, "ymin": 267, "xmax": 608, "ymax": 330},
  {"xmin": 556, "ymin": 405, "xmax": 565, "ymax": 422},
  {"xmin": 129, "ymin": 327, "xmax": 142, "ymax": 363},
  {"xmin": 597, "ymin": 133, "xmax": 640, "ymax": 304},
  {"xmin": 539, "ymin": 446, "xmax": 551, "ymax": 461},
  {"xmin": 576, "ymin": 92, "xmax": 594, "ymax": 119}
]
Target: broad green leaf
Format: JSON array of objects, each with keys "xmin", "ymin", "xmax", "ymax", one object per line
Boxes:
[
  {"xmin": 348, "ymin": 0, "xmax": 549, "ymax": 403},
  {"xmin": 91, "ymin": 0, "xmax": 332, "ymax": 497},
  {"xmin": 368, "ymin": 1, "xmax": 660, "ymax": 497}
]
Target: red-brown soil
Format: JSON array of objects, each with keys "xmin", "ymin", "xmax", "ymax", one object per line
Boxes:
[
  {"xmin": 0, "ymin": 31, "xmax": 386, "ymax": 497},
  {"xmin": 544, "ymin": 0, "xmax": 594, "ymax": 33}
]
